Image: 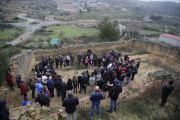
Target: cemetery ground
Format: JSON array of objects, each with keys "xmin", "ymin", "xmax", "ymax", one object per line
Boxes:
[
  {"xmin": 30, "ymin": 25, "xmax": 99, "ymax": 39},
  {"xmin": 3, "ymin": 45, "xmax": 180, "ymax": 119}
]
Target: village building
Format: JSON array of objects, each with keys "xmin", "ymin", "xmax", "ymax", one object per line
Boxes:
[
  {"xmin": 159, "ymin": 34, "xmax": 180, "ymax": 46},
  {"xmin": 118, "ymin": 24, "xmax": 126, "ymax": 32},
  {"xmin": 45, "ymin": 15, "xmax": 54, "ymax": 22},
  {"xmin": 78, "ymin": 19, "xmax": 100, "ymax": 28}
]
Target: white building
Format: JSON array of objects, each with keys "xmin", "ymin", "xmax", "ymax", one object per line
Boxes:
[
  {"xmin": 159, "ymin": 34, "xmax": 180, "ymax": 47},
  {"xmin": 118, "ymin": 24, "xmax": 126, "ymax": 32}
]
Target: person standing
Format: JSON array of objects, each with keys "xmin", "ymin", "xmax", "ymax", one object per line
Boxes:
[
  {"xmin": 59, "ymin": 55, "xmax": 63, "ymax": 68},
  {"xmin": 85, "ymin": 57, "xmax": 89, "ymax": 68},
  {"xmin": 77, "ymin": 53, "xmax": 82, "ymax": 66},
  {"xmin": 67, "ymin": 79, "xmax": 73, "ymax": 90},
  {"xmin": 159, "ymin": 80, "xmax": 174, "ymax": 107},
  {"xmin": 89, "ymin": 73, "xmax": 96, "ymax": 92},
  {"xmin": 131, "ymin": 65, "xmax": 137, "ymax": 80},
  {"xmin": 20, "ymin": 79, "xmax": 29, "ymax": 97},
  {"xmin": 5, "ymin": 70, "xmax": 14, "ymax": 91},
  {"xmin": 79, "ymin": 73, "xmax": 88, "ymax": 94},
  {"xmin": 89, "ymin": 86, "xmax": 104, "ymax": 117},
  {"xmin": 0, "ymin": 100, "xmax": 9, "ymax": 119},
  {"xmin": 107, "ymin": 80, "xmax": 122, "ymax": 113},
  {"xmin": 55, "ymin": 78, "xmax": 62, "ymax": 97},
  {"xmin": 62, "ymin": 90, "xmax": 79, "ymax": 120},
  {"xmin": 55, "ymin": 56, "xmax": 59, "ymax": 69},
  {"xmin": 42, "ymin": 89, "xmax": 51, "ymax": 107},
  {"xmin": 22, "ymin": 96, "xmax": 33, "ymax": 106},
  {"xmin": 125, "ymin": 69, "xmax": 131, "ymax": 84},
  {"xmin": 60, "ymin": 80, "xmax": 68, "ymax": 101},
  {"xmin": 35, "ymin": 80, "xmax": 43, "ymax": 94},
  {"xmin": 97, "ymin": 79, "xmax": 104, "ymax": 92},
  {"xmin": 119, "ymin": 71, "xmax": 125, "ymax": 86},
  {"xmin": 66, "ymin": 55, "xmax": 70, "ymax": 67},
  {"xmin": 136, "ymin": 60, "xmax": 141, "ymax": 74},
  {"xmin": 47, "ymin": 76, "xmax": 55, "ymax": 97},
  {"xmin": 28, "ymin": 78, "xmax": 36, "ymax": 98},
  {"xmin": 72, "ymin": 76, "xmax": 78, "ymax": 93},
  {"xmin": 70, "ymin": 54, "xmax": 74, "ymax": 66},
  {"xmin": 35, "ymin": 93, "xmax": 46, "ymax": 107},
  {"xmin": 98, "ymin": 56, "xmax": 102, "ymax": 68},
  {"xmin": 16, "ymin": 75, "xmax": 22, "ymax": 94}
]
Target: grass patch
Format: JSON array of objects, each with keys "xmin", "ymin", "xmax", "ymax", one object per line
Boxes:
[
  {"xmin": 25, "ymin": 41, "xmax": 40, "ymax": 46},
  {"xmin": 31, "ymin": 25, "xmax": 99, "ymax": 39},
  {"xmin": 139, "ymin": 30, "xmax": 162, "ymax": 35},
  {"xmin": 0, "ymin": 27, "xmax": 26, "ymax": 41}
]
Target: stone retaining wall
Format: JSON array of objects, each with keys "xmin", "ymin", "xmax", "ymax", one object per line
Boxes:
[{"xmin": 10, "ymin": 50, "xmax": 35, "ymax": 83}]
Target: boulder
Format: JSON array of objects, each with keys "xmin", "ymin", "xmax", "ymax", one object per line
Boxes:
[
  {"xmin": 61, "ymin": 113, "xmax": 67, "ymax": 118},
  {"xmin": 20, "ymin": 115, "xmax": 28, "ymax": 120},
  {"xmin": 49, "ymin": 113, "xmax": 58, "ymax": 120},
  {"xmin": 30, "ymin": 112, "xmax": 36, "ymax": 119},
  {"xmin": 35, "ymin": 110, "xmax": 41, "ymax": 119}
]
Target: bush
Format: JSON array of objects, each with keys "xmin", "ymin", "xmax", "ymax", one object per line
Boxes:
[
  {"xmin": 79, "ymin": 65, "xmax": 85, "ymax": 70},
  {"xmin": 13, "ymin": 17, "xmax": 19, "ymax": 20},
  {"xmin": 124, "ymin": 35, "xmax": 132, "ymax": 40}
]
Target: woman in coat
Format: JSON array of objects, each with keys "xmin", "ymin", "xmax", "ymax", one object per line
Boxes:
[
  {"xmin": 5, "ymin": 70, "xmax": 14, "ymax": 90},
  {"xmin": 67, "ymin": 79, "xmax": 73, "ymax": 90}
]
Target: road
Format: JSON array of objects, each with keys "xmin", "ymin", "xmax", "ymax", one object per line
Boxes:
[{"xmin": 10, "ymin": 14, "xmax": 77, "ymax": 46}]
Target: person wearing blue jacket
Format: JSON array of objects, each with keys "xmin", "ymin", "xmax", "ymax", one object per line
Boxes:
[
  {"xmin": 35, "ymin": 80, "xmax": 43, "ymax": 94},
  {"xmin": 89, "ymin": 86, "xmax": 104, "ymax": 117},
  {"xmin": 22, "ymin": 96, "xmax": 33, "ymax": 106},
  {"xmin": 0, "ymin": 100, "xmax": 9, "ymax": 119},
  {"xmin": 47, "ymin": 76, "xmax": 55, "ymax": 97}
]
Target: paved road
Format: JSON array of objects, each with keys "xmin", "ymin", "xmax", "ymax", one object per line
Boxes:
[{"xmin": 10, "ymin": 14, "xmax": 77, "ymax": 46}]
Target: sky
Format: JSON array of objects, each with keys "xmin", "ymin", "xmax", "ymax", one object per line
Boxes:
[{"xmin": 139, "ymin": 0, "xmax": 180, "ymax": 3}]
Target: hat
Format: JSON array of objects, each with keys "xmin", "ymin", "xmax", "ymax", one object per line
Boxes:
[
  {"xmin": 114, "ymin": 80, "xmax": 119, "ymax": 85},
  {"xmin": 37, "ymin": 80, "xmax": 41, "ymax": 83},
  {"xmin": 18, "ymin": 75, "xmax": 21, "ymax": 77},
  {"xmin": 29, "ymin": 78, "xmax": 32, "ymax": 81},
  {"xmin": 37, "ymin": 93, "xmax": 41, "ymax": 97},
  {"xmin": 21, "ymin": 79, "xmax": 25, "ymax": 82}
]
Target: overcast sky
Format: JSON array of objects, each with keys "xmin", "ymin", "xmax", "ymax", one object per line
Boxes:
[{"xmin": 139, "ymin": 0, "xmax": 180, "ymax": 3}]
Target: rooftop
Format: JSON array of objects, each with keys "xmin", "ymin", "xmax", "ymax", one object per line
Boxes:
[{"xmin": 161, "ymin": 34, "xmax": 180, "ymax": 41}]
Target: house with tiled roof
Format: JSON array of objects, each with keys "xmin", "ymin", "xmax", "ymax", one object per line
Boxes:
[{"xmin": 159, "ymin": 34, "xmax": 180, "ymax": 46}]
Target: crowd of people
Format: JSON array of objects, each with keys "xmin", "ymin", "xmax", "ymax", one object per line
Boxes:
[{"xmin": 2, "ymin": 48, "xmax": 174, "ymax": 120}]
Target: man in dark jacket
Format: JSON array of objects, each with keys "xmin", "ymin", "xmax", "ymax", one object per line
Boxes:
[
  {"xmin": 98, "ymin": 57, "xmax": 102, "ymax": 68},
  {"xmin": 16, "ymin": 74, "xmax": 22, "ymax": 94},
  {"xmin": 60, "ymin": 80, "xmax": 68, "ymax": 101},
  {"xmin": 28, "ymin": 78, "xmax": 36, "ymax": 98},
  {"xmin": 55, "ymin": 78, "xmax": 62, "ymax": 97},
  {"xmin": 136, "ymin": 60, "xmax": 140, "ymax": 74},
  {"xmin": 47, "ymin": 76, "xmax": 55, "ymax": 97},
  {"xmin": 70, "ymin": 54, "xmax": 74, "ymax": 66},
  {"xmin": 35, "ymin": 93, "xmax": 46, "ymax": 107},
  {"xmin": 125, "ymin": 69, "xmax": 131, "ymax": 84},
  {"xmin": 77, "ymin": 53, "xmax": 82, "ymax": 66},
  {"xmin": 62, "ymin": 90, "xmax": 79, "ymax": 120},
  {"xmin": 42, "ymin": 89, "xmax": 51, "ymax": 107},
  {"xmin": 0, "ymin": 100, "xmax": 9, "ymax": 119},
  {"xmin": 55, "ymin": 57, "xmax": 59, "ymax": 69},
  {"xmin": 107, "ymin": 80, "xmax": 122, "ymax": 113},
  {"xmin": 59, "ymin": 56, "xmax": 63, "ymax": 68},
  {"xmin": 131, "ymin": 65, "xmax": 137, "ymax": 80},
  {"xmin": 159, "ymin": 80, "xmax": 174, "ymax": 107},
  {"xmin": 79, "ymin": 74, "xmax": 88, "ymax": 94},
  {"xmin": 124, "ymin": 53, "xmax": 128, "ymax": 61},
  {"xmin": 103, "ymin": 70, "xmax": 109, "ymax": 82}
]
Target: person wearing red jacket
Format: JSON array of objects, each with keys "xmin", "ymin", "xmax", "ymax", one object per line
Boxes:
[
  {"xmin": 85, "ymin": 57, "xmax": 89, "ymax": 68},
  {"xmin": 20, "ymin": 79, "xmax": 29, "ymax": 97},
  {"xmin": 5, "ymin": 70, "xmax": 14, "ymax": 91},
  {"xmin": 122, "ymin": 67, "xmax": 126, "ymax": 73}
]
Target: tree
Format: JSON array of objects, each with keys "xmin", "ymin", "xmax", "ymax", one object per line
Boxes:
[
  {"xmin": 87, "ymin": 7, "xmax": 91, "ymax": 12},
  {"xmin": 98, "ymin": 17, "xmax": 120, "ymax": 42},
  {"xmin": 79, "ymin": 9, "xmax": 82, "ymax": 15},
  {"xmin": 13, "ymin": 17, "xmax": 19, "ymax": 20}
]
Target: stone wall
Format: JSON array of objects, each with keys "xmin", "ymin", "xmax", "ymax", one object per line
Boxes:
[
  {"xmin": 10, "ymin": 50, "xmax": 35, "ymax": 83},
  {"xmin": 33, "ymin": 40, "xmax": 180, "ymax": 60}
]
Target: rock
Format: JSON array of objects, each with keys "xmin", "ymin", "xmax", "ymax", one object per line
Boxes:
[
  {"xmin": 35, "ymin": 110, "xmax": 41, "ymax": 119},
  {"xmin": 49, "ymin": 113, "xmax": 58, "ymax": 120},
  {"xmin": 20, "ymin": 115, "xmax": 28, "ymax": 120},
  {"xmin": 42, "ymin": 106, "xmax": 51, "ymax": 111},
  {"xmin": 30, "ymin": 112, "xmax": 36, "ymax": 119},
  {"xmin": 61, "ymin": 113, "xmax": 67, "ymax": 118}
]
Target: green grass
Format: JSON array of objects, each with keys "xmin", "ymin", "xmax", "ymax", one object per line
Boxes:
[
  {"xmin": 75, "ymin": 90, "xmax": 180, "ymax": 120},
  {"xmin": 12, "ymin": 20, "xmax": 27, "ymax": 23},
  {"xmin": 25, "ymin": 41, "xmax": 40, "ymax": 46},
  {"xmin": 139, "ymin": 30, "xmax": 162, "ymax": 35},
  {"xmin": 31, "ymin": 25, "xmax": 99, "ymax": 39},
  {"xmin": 0, "ymin": 27, "xmax": 26, "ymax": 41}
]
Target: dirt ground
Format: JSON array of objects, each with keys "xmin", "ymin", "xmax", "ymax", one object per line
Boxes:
[{"xmin": 10, "ymin": 54, "xmax": 163, "ymax": 108}]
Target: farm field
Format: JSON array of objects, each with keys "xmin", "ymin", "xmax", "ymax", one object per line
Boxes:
[
  {"xmin": 31, "ymin": 25, "xmax": 99, "ymax": 39},
  {"xmin": 0, "ymin": 27, "xmax": 26, "ymax": 41},
  {"xmin": 139, "ymin": 30, "xmax": 162, "ymax": 35}
]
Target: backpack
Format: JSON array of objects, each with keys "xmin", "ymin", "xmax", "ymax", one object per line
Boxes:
[{"xmin": 85, "ymin": 59, "xmax": 89, "ymax": 64}]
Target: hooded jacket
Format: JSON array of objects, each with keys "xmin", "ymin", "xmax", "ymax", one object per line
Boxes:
[
  {"xmin": 47, "ymin": 79, "xmax": 55, "ymax": 88},
  {"xmin": 89, "ymin": 91, "xmax": 104, "ymax": 104},
  {"xmin": 20, "ymin": 83, "xmax": 29, "ymax": 95},
  {"xmin": 22, "ymin": 100, "xmax": 33, "ymax": 106},
  {"xmin": 0, "ymin": 100, "xmax": 9, "ymax": 119},
  {"xmin": 35, "ymin": 83, "xmax": 43, "ymax": 93}
]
